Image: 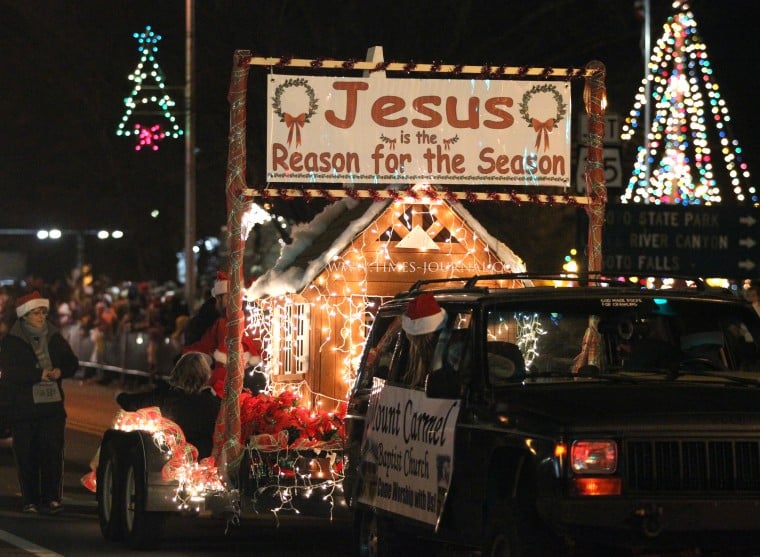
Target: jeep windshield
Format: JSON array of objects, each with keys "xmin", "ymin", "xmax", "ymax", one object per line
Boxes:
[{"xmin": 485, "ymin": 293, "xmax": 760, "ymax": 382}]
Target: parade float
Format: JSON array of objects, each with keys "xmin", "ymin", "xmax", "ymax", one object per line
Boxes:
[{"xmin": 95, "ymin": 45, "xmax": 607, "ymax": 548}]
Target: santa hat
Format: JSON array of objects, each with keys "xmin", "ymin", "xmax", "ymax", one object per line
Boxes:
[
  {"xmin": 213, "ymin": 349, "xmax": 262, "ymax": 367},
  {"xmin": 213, "ymin": 334, "xmax": 262, "ymax": 367},
  {"xmin": 402, "ymin": 293, "xmax": 446, "ymax": 336},
  {"xmin": 16, "ymin": 291, "xmax": 50, "ymax": 318},
  {"xmin": 212, "ymin": 271, "xmax": 229, "ymax": 297}
]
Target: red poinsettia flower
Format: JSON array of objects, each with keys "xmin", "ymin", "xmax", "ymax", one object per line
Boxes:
[{"xmin": 238, "ymin": 390, "xmax": 346, "ymax": 450}]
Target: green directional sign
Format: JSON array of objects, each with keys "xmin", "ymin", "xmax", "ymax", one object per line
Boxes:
[{"xmin": 602, "ymin": 205, "xmax": 759, "ymax": 278}]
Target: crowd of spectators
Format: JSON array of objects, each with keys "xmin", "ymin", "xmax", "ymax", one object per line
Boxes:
[{"xmin": 0, "ymin": 273, "xmax": 200, "ymax": 380}]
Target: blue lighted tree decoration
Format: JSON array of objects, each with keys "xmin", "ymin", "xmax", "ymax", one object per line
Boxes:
[
  {"xmin": 116, "ymin": 26, "xmax": 183, "ymax": 151},
  {"xmin": 620, "ymin": 1, "xmax": 755, "ymax": 205}
]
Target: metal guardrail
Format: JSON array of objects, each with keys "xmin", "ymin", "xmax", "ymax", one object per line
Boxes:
[{"xmin": 61, "ymin": 325, "xmax": 179, "ymax": 380}]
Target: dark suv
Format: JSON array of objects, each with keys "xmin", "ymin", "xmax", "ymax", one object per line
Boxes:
[{"xmin": 343, "ymin": 274, "xmax": 760, "ymax": 556}]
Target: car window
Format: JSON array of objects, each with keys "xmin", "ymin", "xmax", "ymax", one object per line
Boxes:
[
  {"xmin": 485, "ymin": 299, "xmax": 760, "ymax": 375},
  {"xmin": 355, "ymin": 314, "xmax": 402, "ymax": 391},
  {"xmin": 426, "ymin": 311, "xmax": 473, "ymax": 397},
  {"xmin": 487, "ymin": 308, "xmax": 590, "ymax": 375}
]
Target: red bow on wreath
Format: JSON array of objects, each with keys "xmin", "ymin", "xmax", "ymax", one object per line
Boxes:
[
  {"xmin": 284, "ymin": 112, "xmax": 306, "ymax": 147},
  {"xmin": 532, "ymin": 118, "xmax": 555, "ymax": 152}
]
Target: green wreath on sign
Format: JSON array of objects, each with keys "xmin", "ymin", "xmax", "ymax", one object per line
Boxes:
[
  {"xmin": 519, "ymin": 84, "xmax": 567, "ymax": 152},
  {"xmin": 271, "ymin": 78, "xmax": 319, "ymax": 148}
]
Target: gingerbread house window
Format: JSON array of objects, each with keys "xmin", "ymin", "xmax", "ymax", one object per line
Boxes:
[{"xmin": 270, "ymin": 300, "xmax": 310, "ymax": 377}]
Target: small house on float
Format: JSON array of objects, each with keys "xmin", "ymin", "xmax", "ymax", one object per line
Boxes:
[{"xmin": 243, "ymin": 194, "xmax": 529, "ymax": 411}]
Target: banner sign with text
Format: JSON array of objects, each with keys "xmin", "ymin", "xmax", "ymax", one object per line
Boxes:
[
  {"xmin": 357, "ymin": 379, "xmax": 460, "ymax": 526},
  {"xmin": 266, "ymin": 75, "xmax": 571, "ymax": 187}
]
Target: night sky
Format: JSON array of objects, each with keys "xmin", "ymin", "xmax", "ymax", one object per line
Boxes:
[{"xmin": 1, "ymin": 0, "xmax": 757, "ymax": 282}]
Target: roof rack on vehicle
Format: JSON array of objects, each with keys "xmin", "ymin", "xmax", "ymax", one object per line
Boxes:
[
  {"xmin": 401, "ymin": 273, "xmax": 708, "ymax": 296},
  {"xmin": 398, "ymin": 274, "xmax": 710, "ymax": 299},
  {"xmin": 461, "ymin": 272, "xmax": 707, "ymax": 290},
  {"xmin": 401, "ymin": 274, "xmax": 545, "ymax": 297},
  {"xmin": 401, "ymin": 277, "xmax": 477, "ymax": 296}
]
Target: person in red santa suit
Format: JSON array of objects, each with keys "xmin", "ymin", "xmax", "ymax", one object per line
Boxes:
[{"xmin": 183, "ymin": 272, "xmax": 263, "ymax": 397}]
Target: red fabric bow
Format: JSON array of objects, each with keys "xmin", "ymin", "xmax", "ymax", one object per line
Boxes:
[
  {"xmin": 532, "ymin": 118, "xmax": 555, "ymax": 151},
  {"xmin": 284, "ymin": 112, "xmax": 306, "ymax": 147}
]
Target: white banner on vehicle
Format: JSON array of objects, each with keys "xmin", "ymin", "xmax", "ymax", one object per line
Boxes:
[
  {"xmin": 266, "ymin": 75, "xmax": 571, "ymax": 187},
  {"xmin": 357, "ymin": 379, "xmax": 460, "ymax": 526}
]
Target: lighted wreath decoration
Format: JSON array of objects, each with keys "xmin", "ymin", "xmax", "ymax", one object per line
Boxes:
[
  {"xmin": 271, "ymin": 78, "xmax": 319, "ymax": 148},
  {"xmin": 518, "ymin": 84, "xmax": 567, "ymax": 152}
]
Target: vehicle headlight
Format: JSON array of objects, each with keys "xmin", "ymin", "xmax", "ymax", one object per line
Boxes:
[{"xmin": 571, "ymin": 440, "xmax": 618, "ymax": 474}]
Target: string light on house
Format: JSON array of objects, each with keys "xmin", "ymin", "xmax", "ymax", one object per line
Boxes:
[
  {"xmin": 246, "ymin": 199, "xmax": 513, "ymax": 409},
  {"xmin": 620, "ymin": 1, "xmax": 755, "ymax": 205},
  {"xmin": 116, "ymin": 25, "xmax": 183, "ymax": 151}
]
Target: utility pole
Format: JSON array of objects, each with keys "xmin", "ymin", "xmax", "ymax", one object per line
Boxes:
[{"xmin": 184, "ymin": 0, "xmax": 197, "ymax": 306}]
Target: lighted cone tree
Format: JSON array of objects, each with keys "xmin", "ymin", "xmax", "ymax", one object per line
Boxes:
[
  {"xmin": 115, "ymin": 26, "xmax": 183, "ymax": 151},
  {"xmin": 620, "ymin": 1, "xmax": 755, "ymax": 205}
]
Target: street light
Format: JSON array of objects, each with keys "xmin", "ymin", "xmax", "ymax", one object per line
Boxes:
[
  {"xmin": 36, "ymin": 229, "xmax": 62, "ymax": 240},
  {"xmin": 35, "ymin": 228, "xmax": 126, "ymax": 270},
  {"xmin": 96, "ymin": 229, "xmax": 124, "ymax": 240}
]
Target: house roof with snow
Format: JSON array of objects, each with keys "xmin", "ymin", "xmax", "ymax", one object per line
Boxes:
[{"xmin": 245, "ymin": 197, "xmax": 529, "ymax": 300}]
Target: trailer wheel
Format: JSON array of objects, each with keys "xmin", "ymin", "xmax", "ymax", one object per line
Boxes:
[
  {"xmin": 122, "ymin": 446, "xmax": 165, "ymax": 549},
  {"xmin": 97, "ymin": 441, "xmax": 124, "ymax": 541}
]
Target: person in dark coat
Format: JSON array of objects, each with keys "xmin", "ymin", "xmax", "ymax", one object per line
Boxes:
[
  {"xmin": 183, "ymin": 294, "xmax": 220, "ymax": 347},
  {"xmin": 116, "ymin": 351, "xmax": 221, "ymax": 459},
  {"xmin": 183, "ymin": 272, "xmax": 227, "ymax": 347},
  {"xmin": 0, "ymin": 291, "xmax": 80, "ymax": 514}
]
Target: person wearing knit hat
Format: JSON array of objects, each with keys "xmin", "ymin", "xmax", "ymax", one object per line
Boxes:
[
  {"xmin": 15, "ymin": 291, "xmax": 50, "ymax": 318},
  {"xmin": 401, "ymin": 293, "xmax": 448, "ymax": 388},
  {"xmin": 402, "ymin": 292, "xmax": 447, "ymax": 336},
  {"xmin": 0, "ymin": 291, "xmax": 80, "ymax": 515}
]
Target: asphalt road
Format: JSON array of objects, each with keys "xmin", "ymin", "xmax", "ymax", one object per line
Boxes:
[{"xmin": 0, "ymin": 377, "xmax": 355, "ymax": 556}]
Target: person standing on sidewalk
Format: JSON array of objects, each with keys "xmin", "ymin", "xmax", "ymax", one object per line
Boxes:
[{"xmin": 0, "ymin": 291, "xmax": 79, "ymax": 514}]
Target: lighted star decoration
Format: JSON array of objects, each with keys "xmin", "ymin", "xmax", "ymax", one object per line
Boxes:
[
  {"xmin": 134, "ymin": 123, "xmax": 166, "ymax": 152},
  {"xmin": 620, "ymin": 1, "xmax": 755, "ymax": 205},
  {"xmin": 116, "ymin": 26, "xmax": 183, "ymax": 151}
]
